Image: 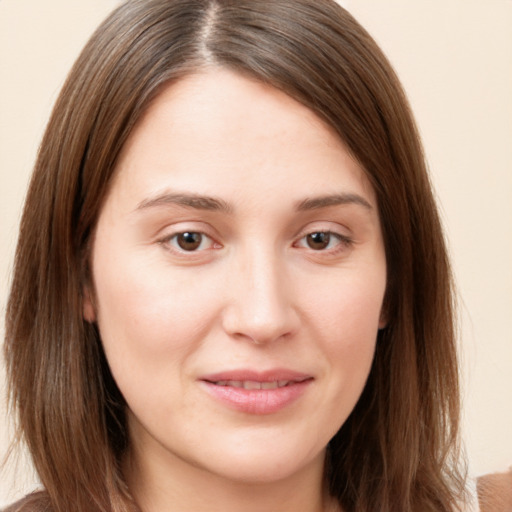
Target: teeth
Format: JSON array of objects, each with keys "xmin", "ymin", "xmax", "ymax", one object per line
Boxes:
[
  {"xmin": 213, "ymin": 380, "xmax": 291, "ymax": 389},
  {"xmin": 243, "ymin": 380, "xmax": 261, "ymax": 390}
]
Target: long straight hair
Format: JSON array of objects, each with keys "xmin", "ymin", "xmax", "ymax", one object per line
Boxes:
[{"xmin": 4, "ymin": 1, "xmax": 464, "ymax": 511}]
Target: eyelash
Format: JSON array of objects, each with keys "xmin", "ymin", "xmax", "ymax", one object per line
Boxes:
[
  {"xmin": 294, "ymin": 231, "xmax": 353, "ymax": 253},
  {"xmin": 158, "ymin": 228, "xmax": 353, "ymax": 257},
  {"xmin": 159, "ymin": 231, "xmax": 218, "ymax": 253}
]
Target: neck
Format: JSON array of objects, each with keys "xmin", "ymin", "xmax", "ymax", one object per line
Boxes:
[{"xmin": 124, "ymin": 442, "xmax": 338, "ymax": 512}]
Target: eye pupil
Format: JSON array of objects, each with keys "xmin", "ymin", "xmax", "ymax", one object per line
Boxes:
[
  {"xmin": 307, "ymin": 232, "xmax": 330, "ymax": 250},
  {"xmin": 177, "ymin": 232, "xmax": 202, "ymax": 251}
]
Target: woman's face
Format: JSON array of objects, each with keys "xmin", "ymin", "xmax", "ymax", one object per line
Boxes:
[{"xmin": 85, "ymin": 69, "xmax": 387, "ymax": 486}]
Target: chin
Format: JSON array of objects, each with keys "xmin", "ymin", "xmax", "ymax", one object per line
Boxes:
[{"xmin": 196, "ymin": 437, "xmax": 327, "ymax": 485}]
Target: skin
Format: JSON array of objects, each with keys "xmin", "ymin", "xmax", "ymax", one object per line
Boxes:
[{"xmin": 84, "ymin": 69, "xmax": 387, "ymax": 512}]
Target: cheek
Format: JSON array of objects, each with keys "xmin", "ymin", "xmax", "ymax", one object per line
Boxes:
[
  {"xmin": 306, "ymin": 266, "xmax": 386, "ymax": 341},
  {"xmin": 92, "ymin": 252, "xmax": 221, "ymax": 386},
  {"xmin": 302, "ymin": 269, "xmax": 385, "ymax": 403}
]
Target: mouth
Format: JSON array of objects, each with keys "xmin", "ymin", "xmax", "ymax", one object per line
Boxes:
[
  {"xmin": 206, "ymin": 377, "xmax": 310, "ymax": 390},
  {"xmin": 199, "ymin": 370, "xmax": 313, "ymax": 415}
]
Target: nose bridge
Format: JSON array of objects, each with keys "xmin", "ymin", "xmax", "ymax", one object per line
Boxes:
[{"xmin": 223, "ymin": 243, "xmax": 297, "ymax": 344}]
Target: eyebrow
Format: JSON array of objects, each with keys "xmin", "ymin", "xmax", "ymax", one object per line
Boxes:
[
  {"xmin": 135, "ymin": 192, "xmax": 233, "ymax": 213},
  {"xmin": 295, "ymin": 193, "xmax": 373, "ymax": 211},
  {"xmin": 134, "ymin": 191, "xmax": 372, "ymax": 215}
]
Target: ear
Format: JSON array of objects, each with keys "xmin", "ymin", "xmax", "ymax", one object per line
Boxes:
[
  {"xmin": 378, "ymin": 302, "xmax": 388, "ymax": 329},
  {"xmin": 378, "ymin": 312, "xmax": 387, "ymax": 329},
  {"xmin": 83, "ymin": 285, "xmax": 96, "ymax": 323}
]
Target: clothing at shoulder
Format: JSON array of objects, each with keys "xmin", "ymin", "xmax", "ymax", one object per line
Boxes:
[
  {"xmin": 4, "ymin": 472, "xmax": 512, "ymax": 512},
  {"xmin": 2, "ymin": 492, "xmax": 51, "ymax": 512},
  {"xmin": 477, "ymin": 468, "xmax": 512, "ymax": 512}
]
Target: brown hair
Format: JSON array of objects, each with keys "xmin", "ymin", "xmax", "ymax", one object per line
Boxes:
[{"xmin": 4, "ymin": 1, "xmax": 465, "ymax": 510}]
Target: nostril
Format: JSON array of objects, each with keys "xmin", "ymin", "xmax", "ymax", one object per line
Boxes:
[
  {"xmin": 228, "ymin": 324, "xmax": 296, "ymax": 347},
  {"xmin": 220, "ymin": 264, "xmax": 299, "ymax": 344}
]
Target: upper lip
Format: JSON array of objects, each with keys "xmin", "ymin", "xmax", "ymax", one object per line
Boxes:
[{"xmin": 200, "ymin": 369, "xmax": 313, "ymax": 385}]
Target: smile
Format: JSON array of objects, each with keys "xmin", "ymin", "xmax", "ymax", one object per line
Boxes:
[
  {"xmin": 211, "ymin": 379, "xmax": 301, "ymax": 389},
  {"xmin": 200, "ymin": 370, "xmax": 313, "ymax": 415}
]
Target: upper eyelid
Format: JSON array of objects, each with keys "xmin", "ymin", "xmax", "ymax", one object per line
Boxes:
[
  {"xmin": 155, "ymin": 220, "xmax": 219, "ymax": 239},
  {"xmin": 294, "ymin": 221, "xmax": 352, "ymax": 239},
  {"xmin": 155, "ymin": 220, "xmax": 353, "ymax": 242},
  {"xmin": 160, "ymin": 230, "xmax": 215, "ymax": 244},
  {"xmin": 158, "ymin": 231, "xmax": 219, "ymax": 257},
  {"xmin": 295, "ymin": 230, "xmax": 353, "ymax": 245}
]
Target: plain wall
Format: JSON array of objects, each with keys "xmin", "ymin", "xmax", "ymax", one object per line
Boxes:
[{"xmin": 1, "ymin": 0, "xmax": 511, "ymax": 505}]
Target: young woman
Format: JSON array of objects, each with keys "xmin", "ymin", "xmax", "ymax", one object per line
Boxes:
[{"xmin": 3, "ymin": 0, "xmax": 474, "ymax": 510}]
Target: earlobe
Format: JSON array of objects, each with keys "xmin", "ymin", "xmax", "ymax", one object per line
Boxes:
[
  {"xmin": 83, "ymin": 286, "xmax": 96, "ymax": 323},
  {"xmin": 378, "ymin": 308, "xmax": 388, "ymax": 329}
]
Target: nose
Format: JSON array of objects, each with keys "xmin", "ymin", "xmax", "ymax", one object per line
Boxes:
[{"xmin": 221, "ymin": 248, "xmax": 299, "ymax": 345}]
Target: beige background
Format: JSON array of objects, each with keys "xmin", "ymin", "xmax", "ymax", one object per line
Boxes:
[{"xmin": 1, "ymin": 0, "xmax": 511, "ymax": 505}]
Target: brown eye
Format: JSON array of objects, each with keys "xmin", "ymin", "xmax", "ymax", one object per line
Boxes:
[
  {"xmin": 161, "ymin": 230, "xmax": 217, "ymax": 255},
  {"xmin": 176, "ymin": 232, "xmax": 203, "ymax": 251},
  {"xmin": 306, "ymin": 232, "xmax": 331, "ymax": 250}
]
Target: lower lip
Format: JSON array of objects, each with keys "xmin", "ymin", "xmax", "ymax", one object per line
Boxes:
[{"xmin": 200, "ymin": 380, "xmax": 312, "ymax": 415}]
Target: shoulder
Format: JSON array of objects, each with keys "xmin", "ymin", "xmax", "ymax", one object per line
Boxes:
[
  {"xmin": 2, "ymin": 491, "xmax": 51, "ymax": 512},
  {"xmin": 477, "ymin": 468, "xmax": 512, "ymax": 512}
]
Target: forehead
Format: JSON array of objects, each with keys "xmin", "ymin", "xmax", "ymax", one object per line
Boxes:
[{"xmin": 109, "ymin": 68, "xmax": 377, "ymax": 211}]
